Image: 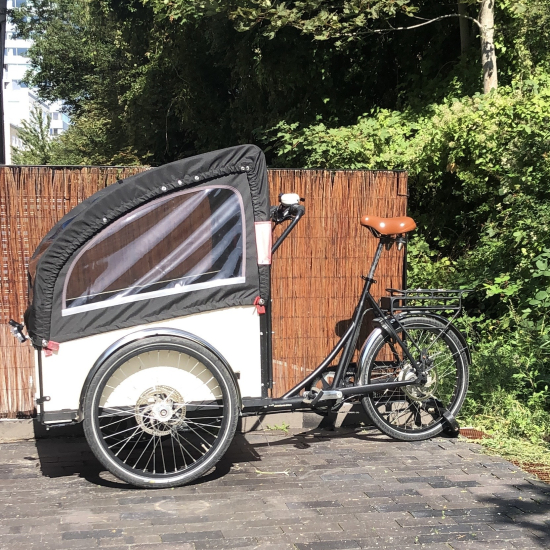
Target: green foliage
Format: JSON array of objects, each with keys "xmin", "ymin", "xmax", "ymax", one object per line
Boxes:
[
  {"xmin": 474, "ymin": 431, "xmax": 550, "ymax": 471},
  {"xmin": 147, "ymin": 0, "xmax": 420, "ymax": 41},
  {"xmin": 12, "ymin": 105, "xmax": 56, "ymax": 165},
  {"xmin": 51, "ymin": 106, "xmax": 143, "ymax": 166},
  {"xmin": 265, "ymin": 421, "xmax": 291, "ymax": 434},
  {"xmin": 267, "ymin": 77, "xmax": 550, "ymax": 457},
  {"xmin": 17, "ymin": 0, "xmax": 544, "ymax": 165},
  {"xmin": 12, "ymin": 0, "xmax": 208, "ymax": 164}
]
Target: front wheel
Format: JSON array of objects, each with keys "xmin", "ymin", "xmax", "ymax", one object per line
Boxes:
[
  {"xmin": 360, "ymin": 316, "xmax": 469, "ymax": 441},
  {"xmin": 83, "ymin": 336, "xmax": 239, "ymax": 488}
]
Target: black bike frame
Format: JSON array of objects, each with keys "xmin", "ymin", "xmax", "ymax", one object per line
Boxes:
[
  {"xmin": 280, "ymin": 236, "xmax": 421, "ymax": 400},
  {"xmin": 240, "ymin": 207, "xmax": 470, "ymax": 421}
]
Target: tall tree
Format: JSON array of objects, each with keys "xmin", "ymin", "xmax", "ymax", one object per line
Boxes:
[
  {"xmin": 152, "ymin": 0, "xmax": 498, "ymax": 92},
  {"xmin": 479, "ymin": 0, "xmax": 497, "ymax": 92},
  {"xmin": 11, "ymin": 105, "xmax": 56, "ymax": 165}
]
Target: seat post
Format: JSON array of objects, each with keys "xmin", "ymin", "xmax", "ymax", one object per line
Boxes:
[{"xmin": 366, "ymin": 238, "xmax": 385, "ymax": 282}]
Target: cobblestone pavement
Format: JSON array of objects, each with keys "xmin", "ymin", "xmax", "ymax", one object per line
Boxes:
[{"xmin": 1, "ymin": 427, "xmax": 549, "ymax": 550}]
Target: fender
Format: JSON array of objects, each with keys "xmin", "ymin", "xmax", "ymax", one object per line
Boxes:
[
  {"xmin": 397, "ymin": 312, "xmax": 472, "ymax": 364},
  {"xmin": 77, "ymin": 327, "xmax": 243, "ymax": 421},
  {"xmin": 357, "ymin": 327, "xmax": 383, "ymax": 382}
]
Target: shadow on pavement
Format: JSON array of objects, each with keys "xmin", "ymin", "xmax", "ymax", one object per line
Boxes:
[
  {"xmin": 474, "ymin": 484, "xmax": 550, "ymax": 546},
  {"xmin": 31, "ymin": 423, "xmax": 389, "ymax": 488},
  {"xmin": 32, "ymin": 431, "xmax": 266, "ymax": 488}
]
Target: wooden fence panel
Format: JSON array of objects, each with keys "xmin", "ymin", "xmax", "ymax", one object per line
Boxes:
[
  {"xmin": 269, "ymin": 170, "xmax": 408, "ymax": 396},
  {"xmin": 0, "ymin": 167, "xmax": 145, "ymax": 417},
  {"xmin": 0, "ymin": 166, "xmax": 407, "ymax": 417}
]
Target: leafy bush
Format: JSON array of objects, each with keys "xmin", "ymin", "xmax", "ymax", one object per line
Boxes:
[{"xmin": 267, "ymin": 78, "xmax": 550, "ymax": 451}]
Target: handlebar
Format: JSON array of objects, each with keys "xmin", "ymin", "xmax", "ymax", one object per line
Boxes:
[
  {"xmin": 270, "ymin": 194, "xmax": 305, "ymax": 254},
  {"xmin": 270, "ymin": 202, "xmax": 304, "ymax": 225}
]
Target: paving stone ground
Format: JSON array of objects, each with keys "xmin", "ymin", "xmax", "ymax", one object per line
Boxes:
[{"xmin": 1, "ymin": 426, "xmax": 549, "ymax": 550}]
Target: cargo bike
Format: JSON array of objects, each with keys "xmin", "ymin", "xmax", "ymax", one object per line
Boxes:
[{"xmin": 11, "ymin": 145, "xmax": 471, "ymax": 488}]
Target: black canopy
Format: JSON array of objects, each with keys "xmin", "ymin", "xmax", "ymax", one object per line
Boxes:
[{"xmin": 25, "ymin": 145, "xmax": 270, "ymax": 347}]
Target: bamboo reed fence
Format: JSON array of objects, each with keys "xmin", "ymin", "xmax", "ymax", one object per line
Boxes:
[
  {"xmin": 269, "ymin": 170, "xmax": 408, "ymax": 396},
  {"xmin": 0, "ymin": 166, "xmax": 407, "ymax": 417}
]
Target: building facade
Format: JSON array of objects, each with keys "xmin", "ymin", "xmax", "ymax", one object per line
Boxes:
[{"xmin": 3, "ymin": 0, "xmax": 69, "ymax": 164}]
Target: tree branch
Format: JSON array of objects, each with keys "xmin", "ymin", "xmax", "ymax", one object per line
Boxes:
[{"xmin": 369, "ymin": 13, "xmax": 482, "ymax": 34}]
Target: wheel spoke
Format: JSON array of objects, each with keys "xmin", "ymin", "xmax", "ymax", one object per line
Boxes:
[
  {"xmin": 171, "ymin": 425, "xmax": 209, "ymax": 456},
  {"xmin": 362, "ymin": 318, "xmax": 468, "ymax": 440},
  {"xmin": 144, "ymin": 435, "xmax": 158, "ymax": 473},
  {"xmin": 108, "ymin": 425, "xmax": 141, "ymax": 450},
  {"xmin": 132, "ymin": 432, "xmax": 155, "ymax": 469},
  {"xmin": 170, "ymin": 433, "xmax": 178, "ymax": 473},
  {"xmin": 185, "ymin": 419, "xmax": 221, "ymax": 430},
  {"xmin": 114, "ymin": 426, "xmax": 141, "ymax": 456},
  {"xmin": 104, "ymin": 423, "xmax": 145, "ymax": 441},
  {"xmin": 159, "ymin": 435, "xmax": 167, "ymax": 474},
  {"xmin": 122, "ymin": 429, "xmax": 145, "ymax": 465},
  {"xmin": 169, "ymin": 427, "xmax": 199, "ymax": 463},
  {"xmin": 87, "ymin": 341, "xmax": 237, "ymax": 487}
]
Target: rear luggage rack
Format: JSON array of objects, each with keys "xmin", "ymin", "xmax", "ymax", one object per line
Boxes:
[{"xmin": 380, "ymin": 288, "xmax": 472, "ymax": 315}]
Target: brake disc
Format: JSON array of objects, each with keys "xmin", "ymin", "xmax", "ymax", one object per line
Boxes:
[
  {"xmin": 134, "ymin": 385, "xmax": 187, "ymax": 436},
  {"xmin": 399, "ymin": 364, "xmax": 438, "ymax": 402}
]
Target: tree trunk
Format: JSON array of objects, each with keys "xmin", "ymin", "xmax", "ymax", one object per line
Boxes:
[
  {"xmin": 479, "ymin": 0, "xmax": 498, "ymax": 93},
  {"xmin": 458, "ymin": 1, "xmax": 470, "ymax": 54}
]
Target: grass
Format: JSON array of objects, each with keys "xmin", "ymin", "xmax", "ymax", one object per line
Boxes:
[{"xmin": 264, "ymin": 421, "xmax": 291, "ymax": 434}]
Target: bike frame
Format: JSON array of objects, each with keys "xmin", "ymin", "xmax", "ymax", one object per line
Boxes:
[
  {"xmin": 281, "ymin": 236, "xmax": 419, "ymax": 399},
  {"xmin": 241, "ymin": 221, "xmax": 429, "ymax": 415}
]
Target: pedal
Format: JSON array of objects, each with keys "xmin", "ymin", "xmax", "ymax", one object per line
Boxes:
[{"xmin": 442, "ymin": 410, "xmax": 460, "ymax": 437}]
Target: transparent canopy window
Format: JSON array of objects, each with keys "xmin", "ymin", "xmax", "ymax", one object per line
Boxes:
[{"xmin": 63, "ymin": 187, "xmax": 245, "ymax": 315}]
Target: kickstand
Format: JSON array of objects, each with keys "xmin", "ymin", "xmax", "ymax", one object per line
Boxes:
[
  {"xmin": 317, "ymin": 411, "xmax": 337, "ymax": 431},
  {"xmin": 441, "ymin": 410, "xmax": 460, "ymax": 437}
]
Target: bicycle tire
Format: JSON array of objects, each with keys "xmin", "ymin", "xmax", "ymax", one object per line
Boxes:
[
  {"xmin": 83, "ymin": 335, "xmax": 239, "ymax": 488},
  {"xmin": 360, "ymin": 315, "xmax": 469, "ymax": 441}
]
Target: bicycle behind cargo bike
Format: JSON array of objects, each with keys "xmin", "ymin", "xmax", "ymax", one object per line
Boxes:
[{"xmin": 11, "ymin": 145, "xmax": 470, "ymax": 488}]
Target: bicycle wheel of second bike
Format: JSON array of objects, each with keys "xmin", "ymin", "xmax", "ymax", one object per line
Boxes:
[
  {"xmin": 360, "ymin": 316, "xmax": 469, "ymax": 441},
  {"xmin": 83, "ymin": 336, "xmax": 239, "ymax": 488}
]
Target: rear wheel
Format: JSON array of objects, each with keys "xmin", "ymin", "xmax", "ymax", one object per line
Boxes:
[
  {"xmin": 360, "ymin": 316, "xmax": 469, "ymax": 441},
  {"xmin": 83, "ymin": 336, "xmax": 239, "ymax": 488}
]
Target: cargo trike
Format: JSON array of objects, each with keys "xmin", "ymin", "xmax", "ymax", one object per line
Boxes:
[{"xmin": 10, "ymin": 145, "xmax": 470, "ymax": 488}]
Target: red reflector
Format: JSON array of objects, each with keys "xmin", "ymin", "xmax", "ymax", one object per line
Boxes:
[{"xmin": 253, "ymin": 296, "xmax": 266, "ymax": 315}]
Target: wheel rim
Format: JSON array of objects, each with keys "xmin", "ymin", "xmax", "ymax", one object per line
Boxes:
[
  {"xmin": 91, "ymin": 347, "xmax": 229, "ymax": 479},
  {"xmin": 366, "ymin": 325, "xmax": 464, "ymax": 433}
]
